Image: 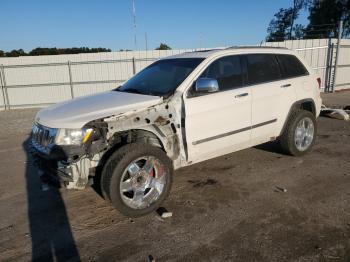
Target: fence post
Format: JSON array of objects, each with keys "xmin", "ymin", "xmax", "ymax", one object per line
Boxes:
[
  {"xmin": 0, "ymin": 64, "xmax": 10, "ymax": 110},
  {"xmin": 0, "ymin": 65, "xmax": 5, "ymax": 110},
  {"xmin": 329, "ymin": 43, "xmax": 335, "ymax": 92},
  {"xmin": 67, "ymin": 61, "xmax": 74, "ymax": 98},
  {"xmin": 331, "ymin": 20, "xmax": 343, "ymax": 93},
  {"xmin": 132, "ymin": 57, "xmax": 136, "ymax": 75},
  {"xmin": 324, "ymin": 39, "xmax": 333, "ymax": 92}
]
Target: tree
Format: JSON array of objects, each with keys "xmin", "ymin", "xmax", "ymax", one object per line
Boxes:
[
  {"xmin": 266, "ymin": 0, "xmax": 349, "ymax": 41},
  {"xmin": 0, "ymin": 47, "xmax": 112, "ymax": 57},
  {"xmin": 155, "ymin": 43, "xmax": 171, "ymax": 50},
  {"xmin": 266, "ymin": 8, "xmax": 295, "ymax": 41},
  {"xmin": 29, "ymin": 47, "xmax": 111, "ymax": 56},
  {"xmin": 29, "ymin": 48, "xmax": 59, "ymax": 56},
  {"xmin": 293, "ymin": 24, "xmax": 306, "ymax": 39},
  {"xmin": 288, "ymin": 0, "xmax": 311, "ymax": 39},
  {"xmin": 304, "ymin": 0, "xmax": 350, "ymax": 39},
  {"xmin": 6, "ymin": 49, "xmax": 27, "ymax": 57}
]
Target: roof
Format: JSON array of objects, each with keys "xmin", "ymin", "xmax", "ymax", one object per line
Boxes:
[{"xmin": 163, "ymin": 46, "xmax": 292, "ymax": 60}]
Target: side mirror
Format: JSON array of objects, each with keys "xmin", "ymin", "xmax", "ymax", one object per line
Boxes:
[{"xmin": 195, "ymin": 78, "xmax": 219, "ymax": 93}]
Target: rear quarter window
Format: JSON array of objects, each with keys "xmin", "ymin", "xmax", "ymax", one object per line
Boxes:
[
  {"xmin": 276, "ymin": 54, "xmax": 309, "ymax": 78},
  {"xmin": 246, "ymin": 54, "xmax": 281, "ymax": 85}
]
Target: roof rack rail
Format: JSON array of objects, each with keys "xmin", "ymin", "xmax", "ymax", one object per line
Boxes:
[
  {"xmin": 226, "ymin": 45, "xmax": 288, "ymax": 50},
  {"xmin": 183, "ymin": 48, "xmax": 223, "ymax": 54}
]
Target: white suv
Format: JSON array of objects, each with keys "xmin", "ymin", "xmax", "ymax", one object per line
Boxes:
[{"xmin": 30, "ymin": 47, "xmax": 322, "ymax": 216}]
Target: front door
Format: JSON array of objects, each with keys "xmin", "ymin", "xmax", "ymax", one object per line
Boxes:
[{"xmin": 183, "ymin": 55, "xmax": 252, "ymax": 163}]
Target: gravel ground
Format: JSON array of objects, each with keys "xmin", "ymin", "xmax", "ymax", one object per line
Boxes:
[{"xmin": 0, "ymin": 92, "xmax": 349, "ymax": 262}]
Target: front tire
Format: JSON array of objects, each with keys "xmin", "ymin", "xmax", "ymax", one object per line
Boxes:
[
  {"xmin": 101, "ymin": 143, "xmax": 173, "ymax": 217},
  {"xmin": 279, "ymin": 109, "xmax": 317, "ymax": 156}
]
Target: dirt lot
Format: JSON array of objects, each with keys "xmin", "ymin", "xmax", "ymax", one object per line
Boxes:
[{"xmin": 0, "ymin": 92, "xmax": 350, "ymax": 262}]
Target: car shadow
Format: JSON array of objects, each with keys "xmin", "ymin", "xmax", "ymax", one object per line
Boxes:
[
  {"xmin": 254, "ymin": 140, "xmax": 284, "ymax": 155},
  {"xmin": 23, "ymin": 138, "xmax": 81, "ymax": 262}
]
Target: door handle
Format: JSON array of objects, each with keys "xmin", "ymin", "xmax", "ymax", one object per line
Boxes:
[
  {"xmin": 235, "ymin": 93, "xmax": 248, "ymax": 98},
  {"xmin": 281, "ymin": 84, "xmax": 291, "ymax": 88}
]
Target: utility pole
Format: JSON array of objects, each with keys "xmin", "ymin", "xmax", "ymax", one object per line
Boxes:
[
  {"xmin": 332, "ymin": 20, "xmax": 343, "ymax": 93},
  {"xmin": 132, "ymin": 0, "xmax": 137, "ymax": 50},
  {"xmin": 145, "ymin": 32, "xmax": 148, "ymax": 51}
]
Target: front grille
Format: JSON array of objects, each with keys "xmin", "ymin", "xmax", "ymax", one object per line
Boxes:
[{"xmin": 31, "ymin": 123, "xmax": 57, "ymax": 154}]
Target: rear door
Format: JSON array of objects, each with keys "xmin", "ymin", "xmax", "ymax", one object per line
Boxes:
[
  {"xmin": 245, "ymin": 53, "xmax": 297, "ymax": 145},
  {"xmin": 276, "ymin": 53, "xmax": 311, "ymax": 104},
  {"xmin": 184, "ymin": 55, "xmax": 252, "ymax": 163}
]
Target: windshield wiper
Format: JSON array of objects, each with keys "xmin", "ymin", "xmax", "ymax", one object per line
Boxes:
[
  {"xmin": 115, "ymin": 87, "xmax": 163, "ymax": 97},
  {"xmin": 120, "ymin": 88, "xmax": 143, "ymax": 94}
]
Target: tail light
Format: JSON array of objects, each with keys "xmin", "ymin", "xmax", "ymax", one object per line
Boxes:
[{"xmin": 317, "ymin": 77, "xmax": 321, "ymax": 89}]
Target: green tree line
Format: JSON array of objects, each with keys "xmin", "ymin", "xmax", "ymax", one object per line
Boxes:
[
  {"xmin": 0, "ymin": 47, "xmax": 112, "ymax": 57},
  {"xmin": 0, "ymin": 43, "xmax": 172, "ymax": 58},
  {"xmin": 266, "ymin": 0, "xmax": 350, "ymax": 41}
]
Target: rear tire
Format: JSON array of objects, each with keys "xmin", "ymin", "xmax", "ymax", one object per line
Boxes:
[
  {"xmin": 101, "ymin": 143, "xmax": 173, "ymax": 217},
  {"xmin": 279, "ymin": 109, "xmax": 317, "ymax": 156}
]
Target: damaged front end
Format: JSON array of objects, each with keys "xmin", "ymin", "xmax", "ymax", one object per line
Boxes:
[
  {"xmin": 29, "ymin": 100, "xmax": 184, "ymax": 190},
  {"xmin": 29, "ymin": 122, "xmax": 107, "ymax": 189},
  {"xmin": 104, "ymin": 101, "xmax": 182, "ymax": 161}
]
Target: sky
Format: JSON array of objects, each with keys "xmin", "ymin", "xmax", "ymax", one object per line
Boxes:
[{"xmin": 0, "ymin": 0, "xmax": 309, "ymax": 52}]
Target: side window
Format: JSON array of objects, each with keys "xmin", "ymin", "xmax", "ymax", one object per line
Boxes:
[
  {"xmin": 277, "ymin": 54, "xmax": 309, "ymax": 78},
  {"xmin": 246, "ymin": 54, "xmax": 281, "ymax": 85},
  {"xmin": 200, "ymin": 56, "xmax": 243, "ymax": 91}
]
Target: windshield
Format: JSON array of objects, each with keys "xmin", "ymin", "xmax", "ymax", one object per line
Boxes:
[{"xmin": 117, "ymin": 58, "xmax": 204, "ymax": 96}]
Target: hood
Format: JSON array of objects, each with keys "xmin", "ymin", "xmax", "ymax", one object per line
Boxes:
[{"xmin": 35, "ymin": 91, "xmax": 163, "ymax": 129}]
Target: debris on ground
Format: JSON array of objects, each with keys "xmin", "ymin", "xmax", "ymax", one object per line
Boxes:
[
  {"xmin": 314, "ymin": 245, "xmax": 322, "ymax": 250},
  {"xmin": 186, "ymin": 200, "xmax": 195, "ymax": 206},
  {"xmin": 156, "ymin": 207, "xmax": 172, "ymax": 218},
  {"xmin": 188, "ymin": 178, "xmax": 218, "ymax": 188},
  {"xmin": 321, "ymin": 105, "xmax": 349, "ymax": 121},
  {"xmin": 275, "ymin": 186, "xmax": 287, "ymax": 193}
]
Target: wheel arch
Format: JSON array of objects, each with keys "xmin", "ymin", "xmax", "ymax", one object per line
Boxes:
[
  {"xmin": 102, "ymin": 128, "xmax": 165, "ymax": 164},
  {"xmin": 279, "ymin": 98, "xmax": 316, "ymax": 137}
]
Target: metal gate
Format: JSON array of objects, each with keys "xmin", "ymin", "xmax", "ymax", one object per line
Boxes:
[{"xmin": 262, "ymin": 38, "xmax": 347, "ymax": 93}]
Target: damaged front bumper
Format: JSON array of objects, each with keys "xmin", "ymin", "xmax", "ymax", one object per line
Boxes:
[
  {"xmin": 29, "ymin": 144, "xmax": 72, "ymax": 182},
  {"xmin": 28, "ymin": 140, "xmax": 98, "ymax": 189}
]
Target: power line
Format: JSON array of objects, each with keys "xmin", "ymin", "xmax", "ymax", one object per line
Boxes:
[{"xmin": 307, "ymin": 23, "xmax": 337, "ymax": 27}]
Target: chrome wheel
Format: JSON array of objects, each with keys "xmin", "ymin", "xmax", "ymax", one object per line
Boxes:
[
  {"xmin": 294, "ymin": 117, "xmax": 314, "ymax": 151},
  {"xmin": 120, "ymin": 156, "xmax": 167, "ymax": 209}
]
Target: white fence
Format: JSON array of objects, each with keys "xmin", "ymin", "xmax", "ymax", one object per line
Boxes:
[
  {"xmin": 0, "ymin": 38, "xmax": 349, "ymax": 110},
  {"xmin": 0, "ymin": 49, "xmax": 198, "ymax": 109}
]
